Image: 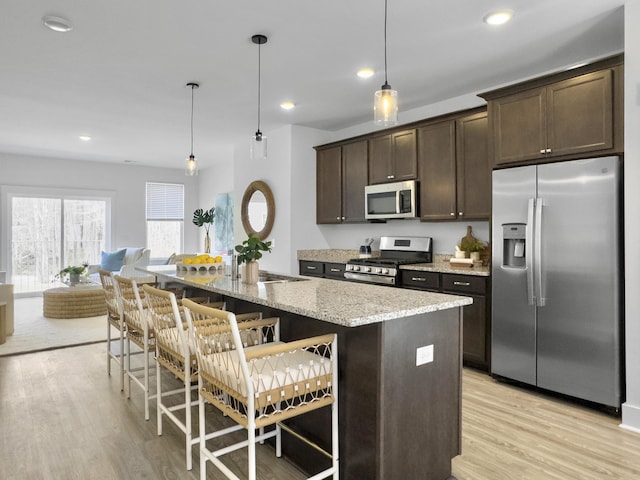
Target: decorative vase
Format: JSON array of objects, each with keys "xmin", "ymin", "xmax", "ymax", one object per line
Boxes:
[
  {"xmin": 69, "ymin": 273, "xmax": 80, "ymax": 284},
  {"xmin": 243, "ymin": 260, "xmax": 259, "ymax": 284},
  {"xmin": 204, "ymin": 233, "xmax": 211, "ymax": 254},
  {"xmin": 470, "ymin": 251, "xmax": 481, "ymax": 262}
]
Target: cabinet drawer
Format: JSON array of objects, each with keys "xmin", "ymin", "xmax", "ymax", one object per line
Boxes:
[
  {"xmin": 441, "ymin": 274, "xmax": 486, "ymax": 295},
  {"xmin": 401, "ymin": 271, "xmax": 440, "ymax": 291},
  {"xmin": 324, "ymin": 262, "xmax": 346, "ymax": 279},
  {"xmin": 299, "ymin": 261, "xmax": 324, "ymax": 277}
]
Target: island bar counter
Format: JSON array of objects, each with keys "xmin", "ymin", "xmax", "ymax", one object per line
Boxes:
[{"xmin": 141, "ymin": 266, "xmax": 472, "ymax": 480}]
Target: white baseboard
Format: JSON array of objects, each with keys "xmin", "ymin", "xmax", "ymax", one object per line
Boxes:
[{"xmin": 621, "ymin": 402, "xmax": 640, "ymax": 432}]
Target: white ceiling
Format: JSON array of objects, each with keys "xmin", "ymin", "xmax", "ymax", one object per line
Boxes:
[{"xmin": 0, "ymin": 0, "xmax": 625, "ymax": 170}]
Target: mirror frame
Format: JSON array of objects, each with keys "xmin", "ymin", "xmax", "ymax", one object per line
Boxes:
[{"xmin": 241, "ymin": 180, "xmax": 275, "ymax": 240}]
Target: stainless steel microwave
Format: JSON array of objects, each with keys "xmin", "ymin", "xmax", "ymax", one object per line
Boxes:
[{"xmin": 365, "ymin": 180, "xmax": 417, "ymax": 220}]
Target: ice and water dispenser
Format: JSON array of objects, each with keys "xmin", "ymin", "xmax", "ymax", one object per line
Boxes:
[{"xmin": 502, "ymin": 223, "xmax": 526, "ymax": 268}]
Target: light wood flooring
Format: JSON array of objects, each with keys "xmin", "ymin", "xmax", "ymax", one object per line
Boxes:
[{"xmin": 1, "ymin": 343, "xmax": 638, "ymax": 480}]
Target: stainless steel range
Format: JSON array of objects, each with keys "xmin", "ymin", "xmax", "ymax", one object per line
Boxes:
[{"xmin": 344, "ymin": 236, "xmax": 432, "ymax": 286}]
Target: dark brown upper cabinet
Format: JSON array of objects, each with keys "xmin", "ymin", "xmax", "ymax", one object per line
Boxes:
[
  {"xmin": 483, "ymin": 64, "xmax": 622, "ymax": 166},
  {"xmin": 418, "ymin": 111, "xmax": 490, "ymax": 221},
  {"xmin": 368, "ymin": 129, "xmax": 417, "ymax": 184},
  {"xmin": 316, "ymin": 141, "xmax": 368, "ymax": 224}
]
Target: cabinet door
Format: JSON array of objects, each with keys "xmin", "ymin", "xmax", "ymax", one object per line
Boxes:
[
  {"xmin": 461, "ymin": 295, "xmax": 487, "ymax": 367},
  {"xmin": 442, "ymin": 275, "xmax": 489, "ymax": 369},
  {"xmin": 418, "ymin": 121, "xmax": 456, "ymax": 220},
  {"xmin": 316, "ymin": 147, "xmax": 342, "ymax": 224},
  {"xmin": 547, "ymin": 69, "xmax": 613, "ymax": 157},
  {"xmin": 324, "ymin": 262, "xmax": 346, "ymax": 279},
  {"xmin": 341, "ymin": 140, "xmax": 368, "ymax": 223},
  {"xmin": 491, "ymin": 88, "xmax": 546, "ymax": 165},
  {"xmin": 400, "ymin": 270, "xmax": 440, "ymax": 291},
  {"xmin": 456, "ymin": 112, "xmax": 490, "ymax": 219},
  {"xmin": 368, "ymin": 135, "xmax": 393, "ymax": 184},
  {"xmin": 391, "ymin": 129, "xmax": 417, "ymax": 181},
  {"xmin": 299, "ymin": 261, "xmax": 324, "ymax": 277}
]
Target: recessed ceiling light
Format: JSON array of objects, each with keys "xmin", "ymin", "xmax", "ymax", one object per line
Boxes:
[
  {"xmin": 79, "ymin": 135, "xmax": 91, "ymax": 141},
  {"xmin": 42, "ymin": 15, "xmax": 73, "ymax": 33},
  {"xmin": 484, "ymin": 11, "xmax": 513, "ymax": 26},
  {"xmin": 357, "ymin": 68, "xmax": 375, "ymax": 79},
  {"xmin": 280, "ymin": 101, "xmax": 295, "ymax": 110}
]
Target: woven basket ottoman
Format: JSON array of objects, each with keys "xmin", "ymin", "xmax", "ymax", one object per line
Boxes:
[{"xmin": 43, "ymin": 286, "xmax": 107, "ymax": 319}]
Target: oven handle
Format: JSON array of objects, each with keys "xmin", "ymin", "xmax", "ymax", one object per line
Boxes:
[{"xmin": 344, "ymin": 272, "xmax": 396, "ymax": 286}]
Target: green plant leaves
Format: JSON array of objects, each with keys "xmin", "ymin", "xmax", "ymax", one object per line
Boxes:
[
  {"xmin": 234, "ymin": 234, "xmax": 272, "ymax": 264},
  {"xmin": 193, "ymin": 207, "xmax": 215, "ymax": 233}
]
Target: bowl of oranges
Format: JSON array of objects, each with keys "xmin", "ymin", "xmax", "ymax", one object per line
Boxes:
[{"xmin": 176, "ymin": 254, "xmax": 224, "ymax": 273}]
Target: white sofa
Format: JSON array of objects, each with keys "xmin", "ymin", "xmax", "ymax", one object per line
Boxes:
[{"xmin": 89, "ymin": 247, "xmax": 154, "ymax": 283}]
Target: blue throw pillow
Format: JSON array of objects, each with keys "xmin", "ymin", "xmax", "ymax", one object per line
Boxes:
[{"xmin": 100, "ymin": 248, "xmax": 127, "ymax": 271}]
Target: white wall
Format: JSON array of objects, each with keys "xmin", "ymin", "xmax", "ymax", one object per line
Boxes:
[
  {"xmin": 197, "ymin": 146, "xmax": 235, "ymax": 254},
  {"xmin": 231, "ymin": 127, "xmax": 294, "ymax": 274},
  {"xmin": 622, "ymin": 0, "xmax": 640, "ymax": 432},
  {"xmin": 0, "ymin": 152, "xmax": 201, "ymax": 267}
]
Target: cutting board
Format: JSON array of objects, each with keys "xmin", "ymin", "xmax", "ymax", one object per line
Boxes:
[{"xmin": 459, "ymin": 225, "xmax": 477, "ymax": 252}]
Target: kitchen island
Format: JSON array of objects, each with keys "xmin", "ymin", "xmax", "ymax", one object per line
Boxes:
[{"xmin": 140, "ymin": 265, "xmax": 472, "ymax": 480}]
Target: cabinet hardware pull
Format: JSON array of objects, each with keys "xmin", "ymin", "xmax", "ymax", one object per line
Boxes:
[
  {"xmin": 342, "ymin": 216, "xmax": 346, "ymax": 220},
  {"xmin": 411, "ymin": 277, "xmax": 426, "ymax": 282},
  {"xmin": 330, "ymin": 268, "xmax": 340, "ymax": 272},
  {"xmin": 540, "ymin": 149, "xmax": 546, "ymax": 154},
  {"xmin": 387, "ymin": 175, "xmax": 394, "ymax": 179},
  {"xmin": 546, "ymin": 148, "xmax": 552, "ymax": 153},
  {"xmin": 336, "ymin": 216, "xmax": 340, "ymax": 220},
  {"xmin": 450, "ymin": 212, "xmax": 455, "ymax": 216},
  {"xmin": 307, "ymin": 266, "xmax": 317, "ymax": 270},
  {"xmin": 453, "ymin": 281, "xmax": 471, "ymax": 286},
  {"xmin": 458, "ymin": 212, "xmax": 463, "ymax": 216}
]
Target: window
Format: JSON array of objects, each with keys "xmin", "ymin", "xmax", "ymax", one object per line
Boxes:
[
  {"xmin": 146, "ymin": 182, "xmax": 184, "ymax": 258},
  {"xmin": 2, "ymin": 186, "xmax": 110, "ymax": 295}
]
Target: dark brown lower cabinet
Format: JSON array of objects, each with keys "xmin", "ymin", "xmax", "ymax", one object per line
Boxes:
[
  {"xmin": 299, "ymin": 261, "xmax": 346, "ymax": 280},
  {"xmin": 401, "ymin": 270, "xmax": 491, "ymax": 371}
]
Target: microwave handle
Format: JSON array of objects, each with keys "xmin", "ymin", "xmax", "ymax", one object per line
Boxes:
[{"xmin": 396, "ymin": 191, "xmax": 401, "ymax": 214}]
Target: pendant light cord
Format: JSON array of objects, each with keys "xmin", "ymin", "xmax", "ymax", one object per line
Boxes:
[
  {"xmin": 257, "ymin": 40, "xmax": 262, "ymax": 133},
  {"xmin": 190, "ymin": 84, "xmax": 195, "ymax": 155},
  {"xmin": 384, "ymin": 0, "xmax": 389, "ymax": 85}
]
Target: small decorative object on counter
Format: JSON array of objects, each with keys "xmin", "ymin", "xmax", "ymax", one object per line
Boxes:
[
  {"xmin": 452, "ymin": 226, "xmax": 489, "ymax": 267},
  {"xmin": 234, "ymin": 234, "xmax": 272, "ymax": 284},
  {"xmin": 359, "ymin": 238, "xmax": 374, "ymax": 258},
  {"xmin": 192, "ymin": 207, "xmax": 215, "ymax": 253},
  {"xmin": 457, "ymin": 225, "xmax": 488, "ymax": 264}
]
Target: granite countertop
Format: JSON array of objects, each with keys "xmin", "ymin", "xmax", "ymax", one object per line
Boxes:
[
  {"xmin": 400, "ymin": 260, "xmax": 490, "ymax": 277},
  {"xmin": 297, "ymin": 250, "xmax": 490, "ymax": 277},
  {"xmin": 141, "ymin": 265, "xmax": 472, "ymax": 328}
]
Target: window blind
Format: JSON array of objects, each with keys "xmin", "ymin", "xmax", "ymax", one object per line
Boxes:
[{"xmin": 146, "ymin": 182, "xmax": 184, "ymax": 221}]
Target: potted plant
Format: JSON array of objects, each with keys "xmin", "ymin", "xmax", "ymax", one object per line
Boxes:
[
  {"xmin": 56, "ymin": 265, "xmax": 87, "ymax": 284},
  {"xmin": 192, "ymin": 207, "xmax": 215, "ymax": 253},
  {"xmin": 234, "ymin": 234, "xmax": 272, "ymax": 284},
  {"xmin": 467, "ymin": 239, "xmax": 487, "ymax": 261}
]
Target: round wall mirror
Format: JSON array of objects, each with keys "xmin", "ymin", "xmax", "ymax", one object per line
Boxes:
[{"xmin": 241, "ymin": 180, "xmax": 275, "ymax": 240}]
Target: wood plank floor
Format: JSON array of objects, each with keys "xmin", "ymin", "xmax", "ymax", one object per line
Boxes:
[{"xmin": 1, "ymin": 343, "xmax": 639, "ymax": 479}]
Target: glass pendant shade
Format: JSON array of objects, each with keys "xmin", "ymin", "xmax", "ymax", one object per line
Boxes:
[
  {"xmin": 250, "ymin": 130, "xmax": 267, "ymax": 161},
  {"xmin": 374, "ymin": 83, "xmax": 398, "ymax": 126},
  {"xmin": 184, "ymin": 82, "xmax": 200, "ymax": 176},
  {"xmin": 185, "ymin": 154, "xmax": 198, "ymax": 176}
]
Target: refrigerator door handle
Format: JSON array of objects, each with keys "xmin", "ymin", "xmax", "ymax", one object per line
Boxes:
[
  {"xmin": 535, "ymin": 197, "xmax": 545, "ymax": 307},
  {"xmin": 526, "ymin": 198, "xmax": 535, "ymax": 305}
]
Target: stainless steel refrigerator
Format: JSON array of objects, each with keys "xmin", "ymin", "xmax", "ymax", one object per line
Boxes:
[{"xmin": 491, "ymin": 156, "xmax": 623, "ymax": 408}]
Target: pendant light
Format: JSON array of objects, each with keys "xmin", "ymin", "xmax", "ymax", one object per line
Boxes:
[
  {"xmin": 185, "ymin": 82, "xmax": 199, "ymax": 176},
  {"xmin": 374, "ymin": 0, "xmax": 398, "ymax": 126},
  {"xmin": 250, "ymin": 34, "xmax": 268, "ymax": 161}
]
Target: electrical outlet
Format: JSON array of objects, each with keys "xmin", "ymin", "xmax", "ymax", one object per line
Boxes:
[{"xmin": 416, "ymin": 344, "xmax": 434, "ymax": 366}]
